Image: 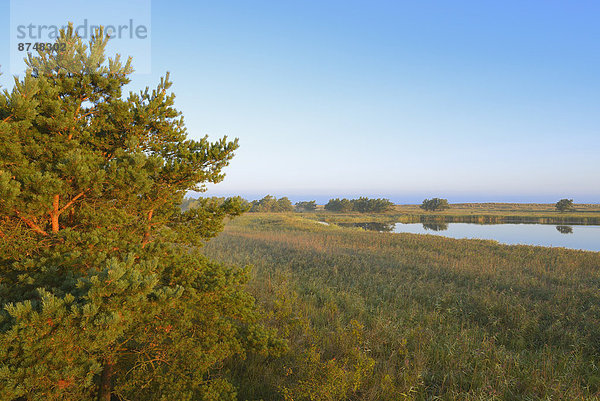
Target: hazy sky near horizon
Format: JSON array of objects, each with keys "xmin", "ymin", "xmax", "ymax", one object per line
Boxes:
[{"xmin": 1, "ymin": 1, "xmax": 599, "ymax": 203}]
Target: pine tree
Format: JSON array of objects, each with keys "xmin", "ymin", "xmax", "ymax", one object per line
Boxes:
[{"xmin": 0, "ymin": 24, "xmax": 282, "ymax": 400}]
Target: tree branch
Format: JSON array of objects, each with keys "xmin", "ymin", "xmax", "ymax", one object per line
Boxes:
[
  {"xmin": 141, "ymin": 209, "xmax": 154, "ymax": 247},
  {"xmin": 58, "ymin": 191, "xmax": 86, "ymax": 214},
  {"xmin": 72, "ymin": 97, "xmax": 88, "ymax": 121},
  {"xmin": 14, "ymin": 210, "xmax": 49, "ymax": 236},
  {"xmin": 51, "ymin": 195, "xmax": 60, "ymax": 233}
]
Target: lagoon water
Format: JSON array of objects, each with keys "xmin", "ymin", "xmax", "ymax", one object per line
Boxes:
[{"xmin": 392, "ymin": 222, "xmax": 600, "ymax": 252}]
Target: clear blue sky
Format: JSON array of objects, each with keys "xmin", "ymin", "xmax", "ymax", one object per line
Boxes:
[{"xmin": 2, "ymin": 1, "xmax": 599, "ymax": 203}]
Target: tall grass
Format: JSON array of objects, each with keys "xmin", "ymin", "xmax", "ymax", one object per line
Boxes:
[{"xmin": 203, "ymin": 213, "xmax": 600, "ymax": 400}]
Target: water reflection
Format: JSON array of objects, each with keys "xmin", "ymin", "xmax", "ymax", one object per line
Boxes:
[
  {"xmin": 422, "ymin": 222, "xmax": 448, "ymax": 231},
  {"xmin": 337, "ymin": 222, "xmax": 395, "ymax": 232},
  {"xmin": 392, "ymin": 222, "xmax": 599, "ymax": 252},
  {"xmin": 333, "ymin": 221, "xmax": 599, "ymax": 251},
  {"xmin": 556, "ymin": 225, "xmax": 573, "ymax": 234}
]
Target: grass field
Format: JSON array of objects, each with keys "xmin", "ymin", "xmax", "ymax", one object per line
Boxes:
[
  {"xmin": 306, "ymin": 203, "xmax": 600, "ymax": 225},
  {"xmin": 202, "ymin": 211, "xmax": 600, "ymax": 400}
]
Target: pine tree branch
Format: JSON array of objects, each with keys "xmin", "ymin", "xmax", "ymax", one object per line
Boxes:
[
  {"xmin": 141, "ymin": 209, "xmax": 154, "ymax": 247},
  {"xmin": 58, "ymin": 191, "xmax": 86, "ymax": 214},
  {"xmin": 72, "ymin": 97, "xmax": 89, "ymax": 123},
  {"xmin": 74, "ymin": 102, "xmax": 82, "ymax": 119},
  {"xmin": 14, "ymin": 210, "xmax": 49, "ymax": 236},
  {"xmin": 1, "ymin": 115, "xmax": 12, "ymax": 123},
  {"xmin": 77, "ymin": 110, "xmax": 96, "ymax": 119}
]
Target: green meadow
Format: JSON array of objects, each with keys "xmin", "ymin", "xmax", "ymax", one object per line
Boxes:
[{"xmin": 203, "ymin": 212, "xmax": 600, "ymax": 400}]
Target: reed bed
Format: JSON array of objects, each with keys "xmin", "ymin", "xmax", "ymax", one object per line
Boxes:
[
  {"xmin": 306, "ymin": 203, "xmax": 600, "ymax": 225},
  {"xmin": 203, "ymin": 213, "xmax": 600, "ymax": 400}
]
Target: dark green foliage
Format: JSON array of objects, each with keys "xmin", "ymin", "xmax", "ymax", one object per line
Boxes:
[
  {"xmin": 555, "ymin": 198, "xmax": 574, "ymax": 212},
  {"xmin": 251, "ymin": 195, "xmax": 278, "ymax": 212},
  {"xmin": 351, "ymin": 197, "xmax": 394, "ymax": 213},
  {"xmin": 324, "ymin": 198, "xmax": 354, "ymax": 212},
  {"xmin": 277, "ymin": 197, "xmax": 294, "ymax": 212},
  {"xmin": 420, "ymin": 197, "xmax": 450, "ymax": 211},
  {"xmin": 249, "ymin": 195, "xmax": 294, "ymax": 212},
  {"xmin": 0, "ymin": 25, "xmax": 281, "ymax": 400},
  {"xmin": 324, "ymin": 197, "xmax": 394, "ymax": 213},
  {"xmin": 295, "ymin": 200, "xmax": 317, "ymax": 212}
]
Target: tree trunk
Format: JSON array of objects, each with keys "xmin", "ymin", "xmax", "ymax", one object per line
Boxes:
[
  {"xmin": 51, "ymin": 194, "xmax": 60, "ymax": 233},
  {"xmin": 97, "ymin": 358, "xmax": 114, "ymax": 401},
  {"xmin": 142, "ymin": 209, "xmax": 154, "ymax": 247}
]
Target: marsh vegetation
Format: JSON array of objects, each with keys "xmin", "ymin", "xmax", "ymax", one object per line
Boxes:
[{"xmin": 203, "ymin": 212, "xmax": 600, "ymax": 400}]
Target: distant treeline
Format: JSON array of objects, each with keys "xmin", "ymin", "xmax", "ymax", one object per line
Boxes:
[
  {"xmin": 325, "ymin": 197, "xmax": 394, "ymax": 213},
  {"xmin": 249, "ymin": 197, "xmax": 320, "ymax": 212},
  {"xmin": 182, "ymin": 196, "xmax": 396, "ymax": 214},
  {"xmin": 182, "ymin": 196, "xmax": 318, "ymax": 213}
]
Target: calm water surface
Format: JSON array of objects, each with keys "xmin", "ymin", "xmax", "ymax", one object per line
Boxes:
[{"xmin": 392, "ymin": 223, "xmax": 600, "ymax": 252}]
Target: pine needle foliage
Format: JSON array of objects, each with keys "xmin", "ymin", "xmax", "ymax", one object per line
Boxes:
[{"xmin": 0, "ymin": 24, "xmax": 282, "ymax": 401}]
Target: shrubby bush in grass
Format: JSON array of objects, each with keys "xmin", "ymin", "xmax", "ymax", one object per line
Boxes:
[
  {"xmin": 420, "ymin": 198, "xmax": 450, "ymax": 211},
  {"xmin": 555, "ymin": 198, "xmax": 574, "ymax": 212}
]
